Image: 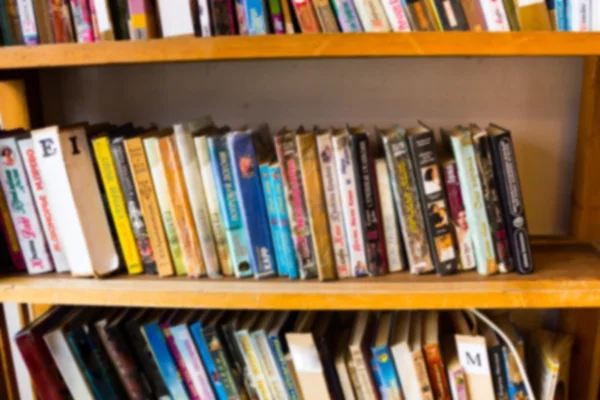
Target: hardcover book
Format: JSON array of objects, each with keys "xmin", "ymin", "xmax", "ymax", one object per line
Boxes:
[
  {"xmin": 405, "ymin": 0, "xmax": 437, "ymax": 30},
  {"xmin": 128, "ymin": 0, "xmax": 159, "ymax": 39},
  {"xmin": 261, "ymin": 162, "xmax": 288, "ymax": 277},
  {"xmin": 210, "ymin": 0, "xmax": 237, "ymax": 34},
  {"xmin": 487, "ymin": 124, "xmax": 533, "ymax": 274},
  {"xmin": 291, "ymin": 0, "xmax": 321, "ymax": 32},
  {"xmin": 381, "ymin": 0, "xmax": 411, "ymax": 31},
  {"xmin": 312, "ymin": 0, "xmax": 339, "ymax": 31},
  {"xmin": 16, "ymin": 0, "xmax": 39, "ymax": 44},
  {"xmin": 208, "ymin": 134, "xmax": 253, "ymax": 278},
  {"xmin": 354, "ymin": 0, "xmax": 391, "ymax": 31},
  {"xmin": 297, "ymin": 129, "xmax": 337, "ymax": 281},
  {"xmin": 242, "ymin": 0, "xmax": 269, "ymax": 33},
  {"xmin": 407, "ymin": 123, "xmax": 458, "ymax": 276},
  {"xmin": 274, "ymin": 129, "xmax": 318, "ymax": 279},
  {"xmin": 331, "ymin": 0, "xmax": 362, "ymax": 31},
  {"xmin": 70, "ymin": 0, "xmax": 95, "ymax": 42},
  {"xmin": 17, "ymin": 137, "xmax": 68, "ymax": 272},
  {"xmin": 381, "ymin": 127, "xmax": 434, "ymax": 275}
]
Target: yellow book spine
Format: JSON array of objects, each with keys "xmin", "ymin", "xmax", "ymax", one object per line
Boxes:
[
  {"xmin": 92, "ymin": 136, "xmax": 143, "ymax": 275},
  {"xmin": 0, "ymin": 80, "xmax": 30, "ymax": 130},
  {"xmin": 517, "ymin": 3, "xmax": 552, "ymax": 31},
  {"xmin": 124, "ymin": 137, "xmax": 174, "ymax": 277}
]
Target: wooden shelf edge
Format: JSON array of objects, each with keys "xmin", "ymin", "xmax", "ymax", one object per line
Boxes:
[{"xmin": 3, "ymin": 33, "xmax": 600, "ymax": 69}]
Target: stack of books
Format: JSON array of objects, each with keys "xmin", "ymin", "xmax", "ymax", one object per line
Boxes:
[
  {"xmin": 0, "ymin": 119, "xmax": 533, "ymax": 280},
  {"xmin": 0, "ymin": 0, "xmax": 595, "ymax": 46},
  {"xmin": 16, "ymin": 306, "xmax": 574, "ymax": 400}
]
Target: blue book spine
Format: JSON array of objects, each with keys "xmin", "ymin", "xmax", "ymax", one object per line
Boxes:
[
  {"xmin": 270, "ymin": 164, "xmax": 299, "ymax": 280},
  {"xmin": 502, "ymin": 346, "xmax": 527, "ymax": 400},
  {"xmin": 141, "ymin": 322, "xmax": 189, "ymax": 400},
  {"xmin": 370, "ymin": 358, "xmax": 385, "ymax": 399},
  {"xmin": 565, "ymin": 0, "xmax": 571, "ymax": 30},
  {"xmin": 260, "ymin": 164, "xmax": 287, "ymax": 276},
  {"xmin": 268, "ymin": 335, "xmax": 300, "ymax": 400},
  {"xmin": 556, "ymin": 0, "xmax": 566, "ymax": 30},
  {"xmin": 243, "ymin": 0, "xmax": 268, "ymax": 34},
  {"xmin": 228, "ymin": 132, "xmax": 277, "ymax": 279},
  {"xmin": 372, "ymin": 345, "xmax": 402, "ymax": 400},
  {"xmin": 189, "ymin": 321, "xmax": 229, "ymax": 400},
  {"xmin": 208, "ymin": 136, "xmax": 253, "ymax": 278}
]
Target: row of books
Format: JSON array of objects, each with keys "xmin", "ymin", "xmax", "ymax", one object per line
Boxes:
[
  {"xmin": 0, "ymin": 0, "xmax": 597, "ymax": 47},
  {"xmin": 0, "ymin": 117, "xmax": 533, "ymax": 280},
  {"xmin": 16, "ymin": 306, "xmax": 573, "ymax": 400}
]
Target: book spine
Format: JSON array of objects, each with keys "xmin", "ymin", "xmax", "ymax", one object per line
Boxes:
[
  {"xmin": 228, "ymin": 133, "xmax": 277, "ymax": 279},
  {"xmin": 489, "ymin": 131, "xmax": 533, "ymax": 274},
  {"xmin": 270, "ymin": 164, "xmax": 299, "ymax": 279},
  {"xmin": 352, "ymin": 133, "xmax": 388, "ymax": 276},
  {"xmin": 449, "ymin": 133, "xmax": 497, "ymax": 275},
  {"xmin": 502, "ymin": 346, "xmax": 527, "ymax": 400},
  {"xmin": 197, "ymin": 0, "xmax": 213, "ymax": 35},
  {"xmin": 273, "ymin": 133, "xmax": 318, "ymax": 279},
  {"xmin": 280, "ymin": 0, "xmax": 294, "ymax": 32},
  {"xmin": 235, "ymin": 0, "xmax": 249, "ymax": 33},
  {"xmin": 144, "ymin": 138, "xmax": 186, "ymax": 275},
  {"xmin": 163, "ymin": 326, "xmax": 201, "ymax": 400},
  {"xmin": 291, "ymin": 0, "xmax": 321, "ymax": 32},
  {"xmin": 92, "ymin": 136, "xmax": 144, "ymax": 275},
  {"xmin": 316, "ymin": 133, "xmax": 351, "ymax": 278},
  {"xmin": 488, "ymin": 344, "xmax": 508, "ymax": 400},
  {"xmin": 441, "ymin": 161, "xmax": 476, "ymax": 271},
  {"xmin": 261, "ymin": 164, "xmax": 287, "ymax": 276},
  {"xmin": 18, "ymin": 139, "xmax": 68, "ymax": 272},
  {"xmin": 142, "ymin": 323, "xmax": 189, "ymax": 399},
  {"xmin": 312, "ymin": 0, "xmax": 340, "ymax": 31},
  {"xmin": 372, "ymin": 346, "xmax": 402, "ymax": 400},
  {"xmin": 479, "ymin": 0, "xmax": 510, "ymax": 30},
  {"xmin": 69, "ymin": 0, "xmax": 92, "ymax": 42},
  {"xmin": 269, "ymin": 335, "xmax": 301, "ymax": 400},
  {"xmin": 332, "ymin": 134, "xmax": 368, "ymax": 277},
  {"xmin": 195, "ymin": 136, "xmax": 233, "ymax": 276},
  {"xmin": 316, "ymin": 334, "xmax": 344, "ymax": 399},
  {"xmin": 408, "ymin": 131, "xmax": 458, "ymax": 275},
  {"xmin": 208, "ymin": 136, "xmax": 253, "ymax": 278},
  {"xmin": 16, "ymin": 0, "xmax": 38, "ymax": 44},
  {"xmin": 91, "ymin": 0, "xmax": 113, "ymax": 40},
  {"xmin": 458, "ymin": 0, "xmax": 487, "ymax": 30},
  {"xmin": 0, "ymin": 182, "xmax": 25, "ymax": 270},
  {"xmin": 128, "ymin": 0, "xmax": 158, "ymax": 38},
  {"xmin": 555, "ymin": 0, "xmax": 566, "ymax": 30},
  {"xmin": 243, "ymin": 0, "xmax": 268, "ymax": 33},
  {"xmin": 331, "ymin": 0, "xmax": 362, "ymax": 31},
  {"xmin": 375, "ymin": 159, "xmax": 404, "ymax": 272},
  {"xmin": 412, "ymin": 348, "xmax": 435, "ymax": 399},
  {"xmin": 48, "ymin": 0, "xmax": 70, "ymax": 42},
  {"xmin": 109, "ymin": 0, "xmax": 130, "ymax": 39},
  {"xmin": 297, "ymin": 133, "xmax": 337, "ymax": 281},
  {"xmin": 190, "ymin": 322, "xmax": 230, "ymax": 399},
  {"xmin": 350, "ymin": 346, "xmax": 379, "ymax": 399},
  {"xmin": 268, "ymin": 0, "xmax": 284, "ymax": 32},
  {"xmin": 0, "ymin": 137, "xmax": 53, "ymax": 274},
  {"xmin": 252, "ymin": 331, "xmax": 288, "ymax": 399},
  {"xmin": 423, "ymin": 344, "xmax": 450, "ymax": 400},
  {"xmin": 0, "ymin": 0, "xmax": 20, "ymax": 45},
  {"xmin": 381, "ymin": 0, "xmax": 411, "ymax": 31},
  {"xmin": 204, "ymin": 326, "xmax": 243, "ymax": 399},
  {"xmin": 236, "ymin": 330, "xmax": 273, "ymax": 399},
  {"xmin": 211, "ymin": 0, "xmax": 237, "ymax": 34},
  {"xmin": 111, "ymin": 138, "xmax": 157, "ymax": 274},
  {"xmin": 354, "ymin": 0, "xmax": 391, "ymax": 31},
  {"xmin": 448, "ymin": 367, "xmax": 468, "ymax": 400},
  {"xmin": 433, "ymin": 0, "xmax": 469, "ymax": 30}
]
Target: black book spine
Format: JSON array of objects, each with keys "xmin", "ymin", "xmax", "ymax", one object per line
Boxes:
[
  {"xmin": 351, "ymin": 133, "xmax": 388, "ymax": 276},
  {"xmin": 489, "ymin": 131, "xmax": 533, "ymax": 274},
  {"xmin": 407, "ymin": 130, "xmax": 458, "ymax": 275},
  {"xmin": 86, "ymin": 325, "xmax": 128, "ymax": 398},
  {"xmin": 211, "ymin": 0, "xmax": 236, "ymax": 35},
  {"xmin": 111, "ymin": 137, "xmax": 158, "ymax": 274},
  {"xmin": 433, "ymin": 0, "xmax": 469, "ymax": 31},
  {"xmin": 488, "ymin": 345, "xmax": 509, "ymax": 400}
]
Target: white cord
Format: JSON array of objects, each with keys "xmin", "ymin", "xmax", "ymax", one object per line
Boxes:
[{"xmin": 468, "ymin": 308, "xmax": 536, "ymax": 400}]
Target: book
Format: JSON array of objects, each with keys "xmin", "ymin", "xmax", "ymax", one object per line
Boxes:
[
  {"xmin": 334, "ymin": 330, "xmax": 356, "ymax": 400},
  {"xmin": 447, "ymin": 127, "xmax": 498, "ymax": 276},
  {"xmin": 381, "ymin": 126, "xmax": 434, "ymax": 275},
  {"xmin": 590, "ymin": 0, "xmax": 599, "ymax": 31},
  {"xmin": 268, "ymin": 311, "xmax": 301, "ymax": 400},
  {"xmin": 0, "ymin": 134, "xmax": 53, "ymax": 274},
  {"xmin": 235, "ymin": 0, "xmax": 248, "ymax": 34},
  {"xmin": 349, "ymin": 311, "xmax": 378, "ymax": 399},
  {"xmin": 424, "ymin": 0, "xmax": 443, "ymax": 29},
  {"xmin": 332, "ymin": 129, "xmax": 368, "ymax": 277},
  {"xmin": 33, "ymin": 0, "xmax": 53, "ymax": 43},
  {"xmin": 109, "ymin": 0, "xmax": 130, "ymax": 39},
  {"xmin": 458, "ymin": 0, "xmax": 486, "ymax": 30},
  {"xmin": 70, "ymin": 0, "xmax": 95, "ymax": 42},
  {"xmin": 441, "ymin": 159, "xmax": 476, "ymax": 271},
  {"xmin": 314, "ymin": 312, "xmax": 344, "ymax": 399},
  {"xmin": 242, "ymin": 0, "xmax": 269, "ymax": 33},
  {"xmin": 371, "ymin": 311, "xmax": 403, "ymax": 399},
  {"xmin": 422, "ymin": 311, "xmax": 450, "ymax": 400},
  {"xmin": 515, "ymin": 0, "xmax": 551, "ymax": 30},
  {"xmin": 144, "ymin": 134, "xmax": 187, "ymax": 276},
  {"xmin": 0, "ymin": 83, "xmax": 29, "ymax": 132},
  {"xmin": 92, "ymin": 134, "xmax": 144, "ymax": 275},
  {"xmin": 354, "ymin": 0, "xmax": 391, "ymax": 31},
  {"xmin": 503, "ymin": 0, "xmax": 519, "ymax": 30},
  {"xmin": 552, "ymin": 0, "xmax": 567, "ymax": 31},
  {"xmin": 90, "ymin": 0, "xmax": 102, "ymax": 40},
  {"xmin": 17, "ymin": 137, "xmax": 68, "ymax": 272},
  {"xmin": 481, "ymin": 323, "xmax": 509, "ymax": 400},
  {"xmin": 479, "ymin": 0, "xmax": 510, "ymax": 30},
  {"xmin": 194, "ymin": 129, "xmax": 233, "ymax": 276},
  {"xmin": 267, "ymin": 0, "xmax": 285, "ymax": 33},
  {"xmin": 529, "ymin": 330, "xmax": 573, "ymax": 400},
  {"xmin": 174, "ymin": 119, "xmax": 221, "ymax": 278},
  {"xmin": 91, "ymin": 0, "xmax": 115, "ymax": 40},
  {"xmin": 316, "ymin": 129, "xmax": 351, "ymax": 278},
  {"xmin": 291, "ymin": 0, "xmax": 321, "ymax": 32},
  {"xmin": 157, "ymin": 0, "xmax": 195, "ymax": 37},
  {"xmin": 330, "ymin": 0, "xmax": 362, "ymax": 31},
  {"xmin": 208, "ymin": 133, "xmax": 254, "ymax": 278},
  {"xmin": 405, "ymin": 0, "xmax": 437, "ymax": 30},
  {"xmin": 228, "ymin": 130, "xmax": 277, "ymax": 279},
  {"xmin": 380, "ymin": 0, "xmax": 411, "ymax": 31},
  {"xmin": 273, "ymin": 129, "xmax": 318, "ymax": 280},
  {"xmin": 261, "ymin": 162, "xmax": 286, "ymax": 277},
  {"xmin": 251, "ymin": 312, "xmax": 288, "ymax": 399},
  {"xmin": 312, "ymin": 0, "xmax": 339, "ymax": 31},
  {"xmin": 486, "ymin": 124, "xmax": 533, "ymax": 274},
  {"xmin": 407, "ymin": 123, "xmax": 458, "ymax": 275},
  {"xmin": 297, "ymin": 129, "xmax": 337, "ymax": 281},
  {"xmin": 0, "ymin": 0, "xmax": 23, "ymax": 45},
  {"xmin": 128, "ymin": 0, "xmax": 159, "ymax": 39},
  {"xmin": 441, "ymin": 335, "xmax": 468, "ymax": 400},
  {"xmin": 0, "ymin": 176, "xmax": 25, "ymax": 271},
  {"xmin": 492, "ymin": 314, "xmax": 528, "ymax": 400},
  {"xmin": 280, "ymin": 0, "xmax": 294, "ymax": 32},
  {"xmin": 433, "ymin": 0, "xmax": 469, "ymax": 29},
  {"xmin": 236, "ymin": 312, "xmax": 274, "ymax": 399},
  {"xmin": 210, "ymin": 0, "xmax": 237, "ymax": 34},
  {"xmin": 454, "ymin": 333, "xmax": 495, "ymax": 399},
  {"xmin": 16, "ymin": 0, "xmax": 39, "ymax": 44},
  {"xmin": 568, "ymin": 0, "xmax": 590, "ymax": 31}
]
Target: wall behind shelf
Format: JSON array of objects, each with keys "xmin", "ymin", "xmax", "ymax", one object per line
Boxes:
[{"xmin": 40, "ymin": 56, "xmax": 582, "ymax": 235}]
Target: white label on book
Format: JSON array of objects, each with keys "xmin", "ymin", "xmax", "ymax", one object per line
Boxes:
[
  {"xmin": 456, "ymin": 340, "xmax": 490, "ymax": 375},
  {"xmin": 517, "ymin": 0, "xmax": 544, "ymax": 6},
  {"xmin": 289, "ymin": 343, "xmax": 322, "ymax": 373}
]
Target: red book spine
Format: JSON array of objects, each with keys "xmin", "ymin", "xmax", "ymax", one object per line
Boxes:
[
  {"xmin": 48, "ymin": 0, "xmax": 71, "ymax": 43},
  {"xmin": 0, "ymin": 185, "xmax": 25, "ymax": 271},
  {"xmin": 291, "ymin": 0, "xmax": 321, "ymax": 32},
  {"xmin": 423, "ymin": 343, "xmax": 451, "ymax": 400}
]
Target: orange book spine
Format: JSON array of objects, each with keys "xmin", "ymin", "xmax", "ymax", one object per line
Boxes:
[
  {"xmin": 159, "ymin": 135, "xmax": 206, "ymax": 277},
  {"xmin": 423, "ymin": 343, "xmax": 451, "ymax": 400}
]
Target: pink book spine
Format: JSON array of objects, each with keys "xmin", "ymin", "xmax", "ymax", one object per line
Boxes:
[
  {"xmin": 71, "ymin": 0, "xmax": 95, "ymax": 42},
  {"xmin": 162, "ymin": 325, "xmax": 201, "ymax": 400}
]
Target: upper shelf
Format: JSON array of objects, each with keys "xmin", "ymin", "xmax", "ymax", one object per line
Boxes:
[{"xmin": 2, "ymin": 32, "xmax": 600, "ymax": 69}]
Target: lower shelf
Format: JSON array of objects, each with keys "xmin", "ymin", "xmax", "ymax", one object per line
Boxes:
[{"xmin": 0, "ymin": 242, "xmax": 598, "ymax": 310}]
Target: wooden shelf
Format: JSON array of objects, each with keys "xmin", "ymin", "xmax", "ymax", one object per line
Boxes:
[
  {"xmin": 0, "ymin": 242, "xmax": 597, "ymax": 310},
  {"xmin": 2, "ymin": 33, "xmax": 600, "ymax": 69}
]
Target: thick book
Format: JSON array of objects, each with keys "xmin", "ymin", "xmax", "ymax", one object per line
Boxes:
[
  {"xmin": 371, "ymin": 311, "xmax": 403, "ymax": 399},
  {"xmin": 157, "ymin": 0, "xmax": 195, "ymax": 37},
  {"xmin": 92, "ymin": 134, "xmax": 144, "ymax": 275},
  {"xmin": 0, "ymin": 178, "xmax": 25, "ymax": 271},
  {"xmin": 228, "ymin": 130, "xmax": 277, "ymax": 279},
  {"xmin": 0, "ymin": 134, "xmax": 53, "ymax": 274},
  {"xmin": 316, "ymin": 130, "xmax": 351, "ymax": 278},
  {"xmin": 458, "ymin": 0, "xmax": 486, "ymax": 30},
  {"xmin": 331, "ymin": 0, "xmax": 362, "ymax": 31},
  {"xmin": 433, "ymin": 0, "xmax": 469, "ymax": 30},
  {"xmin": 312, "ymin": 0, "xmax": 339, "ymax": 31},
  {"xmin": 405, "ymin": 0, "xmax": 437, "ymax": 30},
  {"xmin": 479, "ymin": 0, "xmax": 510, "ymax": 30},
  {"xmin": 354, "ymin": 0, "xmax": 390, "ymax": 31},
  {"xmin": 210, "ymin": 0, "xmax": 237, "ymax": 34},
  {"xmin": 242, "ymin": 0, "xmax": 269, "ymax": 33},
  {"xmin": 422, "ymin": 311, "xmax": 450, "ymax": 400},
  {"xmin": 297, "ymin": 129, "xmax": 337, "ymax": 281},
  {"xmin": 70, "ymin": 0, "xmax": 95, "ymax": 42},
  {"xmin": 487, "ymin": 124, "xmax": 533, "ymax": 274},
  {"xmin": 273, "ymin": 129, "xmax": 318, "ymax": 279},
  {"xmin": 208, "ymin": 134, "xmax": 254, "ymax": 278},
  {"xmin": 268, "ymin": 312, "xmax": 301, "ymax": 400},
  {"xmin": 16, "ymin": 0, "xmax": 38, "ymax": 44},
  {"xmin": 144, "ymin": 134, "xmax": 187, "ymax": 276},
  {"xmin": 32, "ymin": 125, "xmax": 119, "ymax": 277},
  {"xmin": 261, "ymin": 162, "xmax": 288, "ymax": 277},
  {"xmin": 0, "ymin": 0, "xmax": 23, "ymax": 45},
  {"xmin": 407, "ymin": 124, "xmax": 458, "ymax": 275},
  {"xmin": 381, "ymin": 126, "xmax": 434, "ymax": 275},
  {"xmin": 174, "ymin": 119, "xmax": 221, "ymax": 278},
  {"xmin": 17, "ymin": 137, "xmax": 68, "ymax": 272},
  {"xmin": 128, "ymin": 0, "xmax": 159, "ymax": 39},
  {"xmin": 447, "ymin": 127, "xmax": 498, "ymax": 275},
  {"xmin": 380, "ymin": 0, "xmax": 411, "ymax": 31},
  {"xmin": 291, "ymin": 0, "xmax": 321, "ymax": 32}
]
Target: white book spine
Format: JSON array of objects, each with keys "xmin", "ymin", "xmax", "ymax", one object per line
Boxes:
[
  {"xmin": 316, "ymin": 133, "xmax": 351, "ymax": 279},
  {"xmin": 480, "ymin": 0, "xmax": 510, "ymax": 31},
  {"xmin": 375, "ymin": 159, "xmax": 404, "ymax": 272},
  {"xmin": 333, "ymin": 135, "xmax": 367, "ymax": 277},
  {"xmin": 592, "ymin": 0, "xmax": 600, "ymax": 30},
  {"xmin": 16, "ymin": 0, "xmax": 38, "ymax": 43},
  {"xmin": 92, "ymin": 0, "xmax": 114, "ymax": 38},
  {"xmin": 157, "ymin": 0, "xmax": 195, "ymax": 37},
  {"xmin": 0, "ymin": 137, "xmax": 53, "ymax": 274},
  {"xmin": 574, "ymin": 0, "xmax": 591, "ymax": 31},
  {"xmin": 252, "ymin": 331, "xmax": 288, "ymax": 400},
  {"xmin": 353, "ymin": 0, "xmax": 374, "ymax": 31},
  {"xmin": 44, "ymin": 330, "xmax": 95, "ymax": 400},
  {"xmin": 197, "ymin": 0, "xmax": 212, "ymax": 36},
  {"xmin": 381, "ymin": 0, "xmax": 411, "ymax": 31},
  {"xmin": 235, "ymin": 330, "xmax": 274, "ymax": 400},
  {"xmin": 175, "ymin": 128, "xmax": 221, "ymax": 278},
  {"xmin": 391, "ymin": 343, "xmax": 423, "ymax": 400},
  {"xmin": 17, "ymin": 138, "xmax": 69, "ymax": 272}
]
